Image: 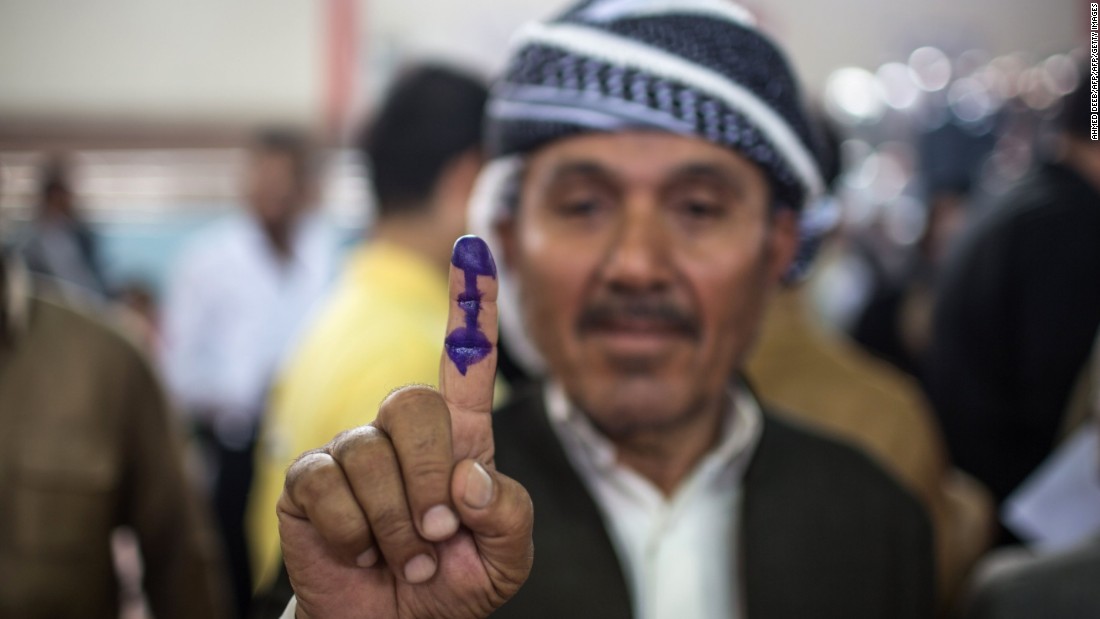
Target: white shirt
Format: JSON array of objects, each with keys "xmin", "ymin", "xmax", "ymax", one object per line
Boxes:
[
  {"xmin": 545, "ymin": 381, "xmax": 762, "ymax": 619},
  {"xmin": 160, "ymin": 213, "xmax": 336, "ymax": 447}
]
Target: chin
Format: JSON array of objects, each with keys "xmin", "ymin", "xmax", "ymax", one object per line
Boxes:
[{"xmin": 569, "ymin": 373, "xmax": 704, "ymax": 439}]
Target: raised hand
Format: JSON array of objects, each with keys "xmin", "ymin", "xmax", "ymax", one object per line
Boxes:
[{"xmin": 276, "ymin": 236, "xmax": 534, "ymax": 619}]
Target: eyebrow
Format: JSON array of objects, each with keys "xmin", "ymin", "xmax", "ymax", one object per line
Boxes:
[
  {"xmin": 539, "ymin": 159, "xmax": 749, "ymax": 198},
  {"xmin": 541, "ymin": 161, "xmax": 617, "ymax": 188},
  {"xmin": 666, "ymin": 163, "xmax": 747, "ymax": 198}
]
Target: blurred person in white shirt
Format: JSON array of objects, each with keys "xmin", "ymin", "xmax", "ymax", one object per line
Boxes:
[{"xmin": 160, "ymin": 129, "xmax": 336, "ymax": 618}]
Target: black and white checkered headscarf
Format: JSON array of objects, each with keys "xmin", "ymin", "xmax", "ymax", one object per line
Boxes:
[{"xmin": 470, "ymin": 0, "xmax": 831, "ymax": 374}]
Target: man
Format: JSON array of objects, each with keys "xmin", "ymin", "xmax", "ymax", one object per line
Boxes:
[
  {"xmin": 273, "ymin": 2, "xmax": 934, "ymax": 618},
  {"xmin": 925, "ymin": 69, "xmax": 1100, "ymax": 508},
  {"xmin": 18, "ymin": 156, "xmax": 110, "ymax": 300},
  {"xmin": 161, "ymin": 130, "xmax": 336, "ymax": 615},
  {"xmin": 0, "ymin": 251, "xmax": 232, "ymax": 618},
  {"xmin": 248, "ymin": 64, "xmax": 488, "ymax": 592}
]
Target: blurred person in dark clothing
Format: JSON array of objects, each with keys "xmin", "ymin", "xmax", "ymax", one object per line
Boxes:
[
  {"xmin": 248, "ymin": 64, "xmax": 488, "ymax": 596},
  {"xmin": 0, "ymin": 250, "xmax": 232, "ymax": 619},
  {"xmin": 748, "ymin": 124, "xmax": 993, "ymax": 604},
  {"xmin": 17, "ymin": 156, "xmax": 110, "ymax": 300},
  {"xmin": 957, "ymin": 328, "xmax": 1100, "ymax": 619},
  {"xmin": 926, "ymin": 70, "xmax": 1100, "ymax": 511},
  {"xmin": 853, "ymin": 122, "xmax": 995, "ymax": 380},
  {"xmin": 160, "ymin": 129, "xmax": 337, "ymax": 617}
]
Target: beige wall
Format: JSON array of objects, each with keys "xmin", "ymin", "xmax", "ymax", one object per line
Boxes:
[
  {"xmin": 0, "ymin": 0, "xmax": 1081, "ymax": 131},
  {"xmin": 0, "ymin": 0, "xmax": 320, "ymax": 127}
]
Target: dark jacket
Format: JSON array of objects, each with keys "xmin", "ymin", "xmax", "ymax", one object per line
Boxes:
[
  {"xmin": 258, "ymin": 385, "xmax": 935, "ymax": 618},
  {"xmin": 926, "ymin": 162, "xmax": 1100, "ymax": 504},
  {"xmin": 492, "ymin": 386, "xmax": 934, "ymax": 619}
]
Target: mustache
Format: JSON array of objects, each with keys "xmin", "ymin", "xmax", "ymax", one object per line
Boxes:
[{"xmin": 577, "ymin": 294, "xmax": 699, "ymax": 338}]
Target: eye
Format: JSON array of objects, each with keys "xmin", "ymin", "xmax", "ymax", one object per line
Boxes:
[
  {"xmin": 554, "ymin": 196, "xmax": 608, "ymax": 218},
  {"xmin": 677, "ymin": 199, "xmax": 725, "ymax": 219}
]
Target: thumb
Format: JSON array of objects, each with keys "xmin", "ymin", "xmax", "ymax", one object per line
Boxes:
[{"xmin": 450, "ymin": 458, "xmax": 533, "ymax": 590}]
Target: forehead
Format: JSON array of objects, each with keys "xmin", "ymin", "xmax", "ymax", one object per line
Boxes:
[{"xmin": 523, "ymin": 131, "xmax": 765, "ymax": 188}]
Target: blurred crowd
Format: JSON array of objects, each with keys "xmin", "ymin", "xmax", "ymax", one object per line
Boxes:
[{"xmin": 1, "ymin": 3, "xmax": 1098, "ymax": 618}]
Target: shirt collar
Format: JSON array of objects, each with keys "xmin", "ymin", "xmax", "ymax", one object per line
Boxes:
[{"xmin": 544, "ymin": 379, "xmax": 763, "ymax": 485}]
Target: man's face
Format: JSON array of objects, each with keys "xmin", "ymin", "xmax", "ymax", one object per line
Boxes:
[
  {"xmin": 246, "ymin": 150, "xmax": 307, "ymax": 228},
  {"xmin": 500, "ymin": 131, "xmax": 798, "ymax": 439}
]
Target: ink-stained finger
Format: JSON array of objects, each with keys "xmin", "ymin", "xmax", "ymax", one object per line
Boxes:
[{"xmin": 439, "ymin": 235, "xmax": 499, "ymax": 465}]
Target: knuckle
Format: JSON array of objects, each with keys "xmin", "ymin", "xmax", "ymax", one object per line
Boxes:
[
  {"xmin": 295, "ymin": 468, "xmax": 339, "ymax": 507},
  {"xmin": 406, "ymin": 429, "xmax": 445, "ymax": 458},
  {"xmin": 403, "ymin": 455, "xmax": 449, "ymax": 481},
  {"xmin": 329, "ymin": 426, "xmax": 389, "ymax": 470},
  {"xmin": 284, "ymin": 451, "xmax": 335, "ymax": 498},
  {"xmin": 401, "ymin": 462, "xmax": 452, "ymax": 504},
  {"xmin": 326, "ymin": 511, "xmax": 372, "ymax": 548},
  {"xmin": 368, "ymin": 504, "xmax": 418, "ymax": 543},
  {"xmin": 329, "ymin": 424, "xmax": 381, "ymax": 453},
  {"xmin": 502, "ymin": 479, "xmax": 535, "ymax": 534},
  {"xmin": 379, "ymin": 385, "xmax": 445, "ymax": 422}
]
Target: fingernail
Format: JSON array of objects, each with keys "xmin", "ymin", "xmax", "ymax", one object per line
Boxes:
[
  {"xmin": 452, "ymin": 235, "xmax": 497, "ymax": 278},
  {"xmin": 421, "ymin": 504, "xmax": 459, "ymax": 540},
  {"xmin": 356, "ymin": 547, "xmax": 378, "ymax": 568},
  {"xmin": 404, "ymin": 553, "xmax": 437, "ymax": 584},
  {"xmin": 463, "ymin": 462, "xmax": 493, "ymax": 509}
]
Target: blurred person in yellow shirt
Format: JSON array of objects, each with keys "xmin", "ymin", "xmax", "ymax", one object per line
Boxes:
[{"xmin": 247, "ymin": 64, "xmax": 488, "ymax": 592}]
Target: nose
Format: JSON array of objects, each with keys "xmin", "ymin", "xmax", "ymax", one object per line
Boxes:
[{"xmin": 599, "ymin": 200, "xmax": 673, "ymax": 294}]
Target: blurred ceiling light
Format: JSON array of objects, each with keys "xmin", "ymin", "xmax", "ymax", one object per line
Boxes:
[
  {"xmin": 877, "ymin": 141, "xmax": 918, "ymax": 177},
  {"xmin": 847, "ymin": 150, "xmax": 880, "ymax": 190},
  {"xmin": 1019, "ymin": 66, "xmax": 1057, "ymax": 110},
  {"xmin": 838, "ymin": 185, "xmax": 878, "ymax": 229},
  {"xmin": 985, "ymin": 135, "xmax": 1031, "ymax": 187},
  {"xmin": 839, "ymin": 138, "xmax": 874, "ymax": 174},
  {"xmin": 882, "ymin": 194, "xmax": 927, "ymax": 247},
  {"xmin": 956, "ymin": 49, "xmax": 992, "ymax": 78},
  {"xmin": 876, "ymin": 62, "xmax": 920, "ymax": 110},
  {"xmin": 825, "ymin": 67, "xmax": 886, "ymax": 125},
  {"xmin": 908, "ymin": 46, "xmax": 953, "ymax": 92},
  {"xmin": 869, "ymin": 149, "xmax": 909, "ymax": 204},
  {"xmin": 974, "ymin": 65, "xmax": 1008, "ymax": 102},
  {"xmin": 948, "ymin": 77, "xmax": 997, "ymax": 124},
  {"xmin": 1042, "ymin": 54, "xmax": 1079, "ymax": 96},
  {"xmin": 990, "ymin": 53, "xmax": 1032, "ymax": 99}
]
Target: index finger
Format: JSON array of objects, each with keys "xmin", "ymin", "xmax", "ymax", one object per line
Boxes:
[{"xmin": 440, "ymin": 235, "xmax": 499, "ymax": 463}]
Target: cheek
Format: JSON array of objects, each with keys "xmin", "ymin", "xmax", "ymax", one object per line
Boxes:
[
  {"xmin": 514, "ymin": 226, "xmax": 593, "ymax": 349},
  {"xmin": 687, "ymin": 249, "xmax": 771, "ymax": 364}
]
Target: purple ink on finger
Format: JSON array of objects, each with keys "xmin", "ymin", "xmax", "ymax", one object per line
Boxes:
[{"xmin": 445, "ymin": 236, "xmax": 496, "ymax": 375}]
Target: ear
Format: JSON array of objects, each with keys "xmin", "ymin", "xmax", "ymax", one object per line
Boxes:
[{"xmin": 766, "ymin": 207, "xmax": 800, "ymax": 284}]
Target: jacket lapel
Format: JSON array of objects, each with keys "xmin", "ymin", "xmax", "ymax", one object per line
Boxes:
[{"xmin": 492, "ymin": 384, "xmax": 634, "ymax": 619}]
